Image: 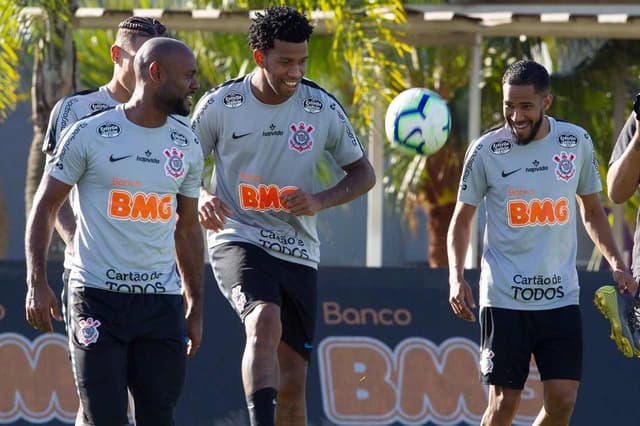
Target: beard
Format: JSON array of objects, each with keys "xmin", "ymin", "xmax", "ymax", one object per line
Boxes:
[
  {"xmin": 168, "ymin": 93, "xmax": 191, "ymax": 116},
  {"xmin": 172, "ymin": 97, "xmax": 190, "ymax": 117},
  {"xmin": 510, "ymin": 111, "xmax": 544, "ymax": 145},
  {"xmin": 154, "ymin": 91, "xmax": 191, "ymax": 117}
]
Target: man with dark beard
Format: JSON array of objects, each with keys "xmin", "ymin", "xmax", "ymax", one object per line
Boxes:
[
  {"xmin": 446, "ymin": 59, "xmax": 635, "ymax": 426},
  {"xmin": 25, "ymin": 38, "xmax": 203, "ymax": 426}
]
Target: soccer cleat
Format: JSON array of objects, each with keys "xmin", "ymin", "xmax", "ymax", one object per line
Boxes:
[{"xmin": 594, "ymin": 285, "xmax": 640, "ymax": 358}]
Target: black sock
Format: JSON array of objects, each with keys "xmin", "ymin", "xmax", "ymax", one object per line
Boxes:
[{"xmin": 247, "ymin": 387, "xmax": 277, "ymax": 426}]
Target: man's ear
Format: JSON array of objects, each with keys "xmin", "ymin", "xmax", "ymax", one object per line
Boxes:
[
  {"xmin": 253, "ymin": 49, "xmax": 265, "ymax": 68},
  {"xmin": 148, "ymin": 61, "xmax": 161, "ymax": 83},
  {"xmin": 543, "ymin": 93, "xmax": 554, "ymax": 112},
  {"xmin": 110, "ymin": 45, "xmax": 120, "ymax": 64}
]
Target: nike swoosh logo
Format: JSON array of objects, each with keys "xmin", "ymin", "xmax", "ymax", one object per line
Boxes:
[
  {"xmin": 303, "ymin": 342, "xmax": 313, "ymax": 350},
  {"xmin": 232, "ymin": 131, "xmax": 252, "ymax": 139},
  {"xmin": 109, "ymin": 154, "xmax": 132, "ymax": 162},
  {"xmin": 501, "ymin": 168, "xmax": 521, "ymax": 178}
]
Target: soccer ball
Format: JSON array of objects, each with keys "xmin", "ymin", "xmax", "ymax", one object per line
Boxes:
[{"xmin": 384, "ymin": 88, "xmax": 451, "ymax": 156}]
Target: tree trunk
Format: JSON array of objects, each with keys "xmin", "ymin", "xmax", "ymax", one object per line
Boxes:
[
  {"xmin": 24, "ymin": 1, "xmax": 76, "ymax": 259},
  {"xmin": 426, "ymin": 202, "xmax": 456, "ymax": 268}
]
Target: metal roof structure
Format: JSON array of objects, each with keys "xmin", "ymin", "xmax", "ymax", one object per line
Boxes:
[{"xmin": 21, "ymin": 4, "xmax": 640, "ymax": 43}]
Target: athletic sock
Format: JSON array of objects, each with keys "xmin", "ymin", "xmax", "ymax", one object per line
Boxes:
[{"xmin": 246, "ymin": 387, "xmax": 277, "ymax": 426}]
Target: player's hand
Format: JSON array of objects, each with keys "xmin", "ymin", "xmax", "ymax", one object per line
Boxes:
[
  {"xmin": 185, "ymin": 307, "xmax": 203, "ymax": 357},
  {"xmin": 449, "ymin": 278, "xmax": 476, "ymax": 322},
  {"xmin": 198, "ymin": 191, "xmax": 232, "ymax": 232},
  {"xmin": 612, "ymin": 268, "xmax": 637, "ymax": 296},
  {"xmin": 279, "ymin": 189, "xmax": 322, "ymax": 216},
  {"xmin": 25, "ymin": 283, "xmax": 62, "ymax": 333}
]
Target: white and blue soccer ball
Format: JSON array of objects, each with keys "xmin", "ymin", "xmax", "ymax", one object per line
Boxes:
[{"xmin": 384, "ymin": 88, "xmax": 452, "ymax": 156}]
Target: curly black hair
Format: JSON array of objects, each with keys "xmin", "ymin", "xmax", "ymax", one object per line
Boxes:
[
  {"xmin": 248, "ymin": 6, "xmax": 314, "ymax": 51},
  {"xmin": 118, "ymin": 16, "xmax": 168, "ymax": 38}
]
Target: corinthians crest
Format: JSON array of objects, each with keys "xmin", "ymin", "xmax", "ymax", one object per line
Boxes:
[
  {"xmin": 553, "ymin": 151, "xmax": 576, "ymax": 182},
  {"xmin": 164, "ymin": 147, "xmax": 185, "ymax": 180},
  {"xmin": 289, "ymin": 121, "xmax": 314, "ymax": 153},
  {"xmin": 77, "ymin": 317, "xmax": 101, "ymax": 346}
]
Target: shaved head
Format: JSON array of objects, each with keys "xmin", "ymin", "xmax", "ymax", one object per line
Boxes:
[
  {"xmin": 134, "ymin": 37, "xmax": 194, "ymax": 82},
  {"xmin": 128, "ymin": 37, "xmax": 198, "ymax": 117}
]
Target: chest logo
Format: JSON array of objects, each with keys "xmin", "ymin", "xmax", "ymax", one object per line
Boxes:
[
  {"xmin": 164, "ymin": 147, "xmax": 185, "ymax": 180},
  {"xmin": 553, "ymin": 151, "xmax": 576, "ymax": 182},
  {"xmin": 558, "ymin": 133, "xmax": 578, "ymax": 148},
  {"xmin": 109, "ymin": 154, "xmax": 132, "ymax": 162},
  {"xmin": 303, "ymin": 97, "xmax": 323, "ymax": 113},
  {"xmin": 508, "ymin": 197, "xmax": 570, "ymax": 227},
  {"xmin": 90, "ymin": 102, "xmax": 110, "ymax": 112},
  {"xmin": 490, "ymin": 140, "xmax": 512, "ymax": 155},
  {"xmin": 97, "ymin": 122, "xmax": 121, "ymax": 138},
  {"xmin": 289, "ymin": 122, "xmax": 314, "ymax": 153},
  {"xmin": 171, "ymin": 130, "xmax": 188, "ymax": 146},
  {"xmin": 501, "ymin": 168, "xmax": 521, "ymax": 178},
  {"xmin": 223, "ymin": 92, "xmax": 244, "ymax": 108}
]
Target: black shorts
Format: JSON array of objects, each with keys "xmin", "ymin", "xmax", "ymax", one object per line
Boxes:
[
  {"xmin": 68, "ymin": 286, "xmax": 187, "ymax": 426},
  {"xmin": 479, "ymin": 305, "xmax": 582, "ymax": 389},
  {"xmin": 210, "ymin": 242, "xmax": 317, "ymax": 361}
]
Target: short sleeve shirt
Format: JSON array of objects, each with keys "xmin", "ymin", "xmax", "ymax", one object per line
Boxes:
[
  {"xmin": 43, "ymin": 86, "xmax": 119, "ymax": 268},
  {"xmin": 47, "ymin": 105, "xmax": 204, "ymax": 294},
  {"xmin": 458, "ymin": 117, "xmax": 602, "ymax": 310},
  {"xmin": 191, "ymin": 74, "xmax": 365, "ymax": 268}
]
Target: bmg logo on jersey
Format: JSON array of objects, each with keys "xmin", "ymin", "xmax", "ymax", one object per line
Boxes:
[
  {"xmin": 239, "ymin": 183, "xmax": 297, "ymax": 212},
  {"xmin": 108, "ymin": 189, "xmax": 173, "ymax": 222},
  {"xmin": 507, "ymin": 197, "xmax": 569, "ymax": 227}
]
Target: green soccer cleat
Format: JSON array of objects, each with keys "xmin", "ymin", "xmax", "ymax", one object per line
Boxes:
[{"xmin": 594, "ymin": 285, "xmax": 640, "ymax": 358}]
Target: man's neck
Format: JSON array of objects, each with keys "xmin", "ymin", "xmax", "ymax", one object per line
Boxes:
[
  {"xmin": 105, "ymin": 79, "xmax": 131, "ymax": 104},
  {"xmin": 250, "ymin": 72, "xmax": 286, "ymax": 105},
  {"xmin": 123, "ymin": 97, "xmax": 167, "ymax": 128}
]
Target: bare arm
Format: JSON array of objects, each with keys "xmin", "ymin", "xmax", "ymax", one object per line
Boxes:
[
  {"xmin": 446, "ymin": 201, "xmax": 478, "ymax": 322},
  {"xmin": 55, "ymin": 199, "xmax": 75, "ymax": 247},
  {"xmin": 44, "ymin": 153, "xmax": 75, "ymax": 247},
  {"xmin": 281, "ymin": 156, "xmax": 376, "ymax": 216},
  {"xmin": 607, "ymin": 118, "xmax": 640, "ymax": 203},
  {"xmin": 577, "ymin": 193, "xmax": 636, "ymax": 294},
  {"xmin": 25, "ymin": 175, "xmax": 71, "ymax": 332},
  {"xmin": 175, "ymin": 194, "xmax": 204, "ymax": 357}
]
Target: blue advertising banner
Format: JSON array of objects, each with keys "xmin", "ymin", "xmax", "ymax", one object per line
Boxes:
[{"xmin": 0, "ymin": 262, "xmax": 637, "ymax": 425}]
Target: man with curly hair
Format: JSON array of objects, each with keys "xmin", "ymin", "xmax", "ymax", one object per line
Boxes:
[{"xmin": 192, "ymin": 6, "xmax": 375, "ymax": 426}]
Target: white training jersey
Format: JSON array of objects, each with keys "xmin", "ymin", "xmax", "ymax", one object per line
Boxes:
[
  {"xmin": 43, "ymin": 86, "xmax": 119, "ymax": 269},
  {"xmin": 458, "ymin": 117, "xmax": 601, "ymax": 310},
  {"xmin": 47, "ymin": 105, "xmax": 204, "ymax": 295},
  {"xmin": 192, "ymin": 73, "xmax": 365, "ymax": 268}
]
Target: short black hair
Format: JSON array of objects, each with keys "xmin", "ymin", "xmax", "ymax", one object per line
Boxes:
[
  {"xmin": 502, "ymin": 60, "xmax": 550, "ymax": 95},
  {"xmin": 248, "ymin": 6, "xmax": 314, "ymax": 51},
  {"xmin": 118, "ymin": 16, "xmax": 168, "ymax": 38}
]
